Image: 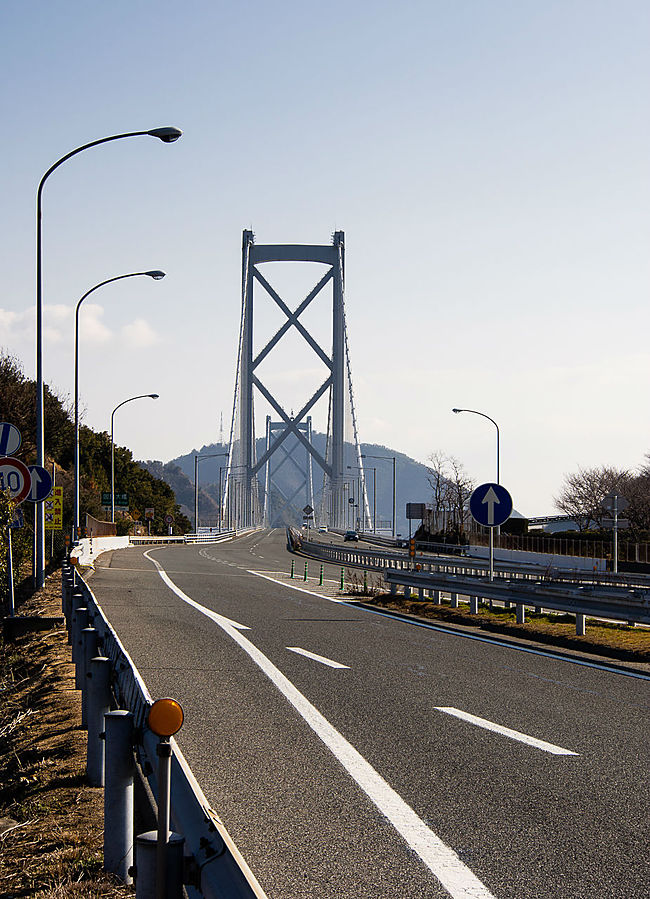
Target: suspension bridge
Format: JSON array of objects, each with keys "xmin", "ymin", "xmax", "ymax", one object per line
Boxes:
[{"xmin": 222, "ymin": 230, "xmax": 372, "ymax": 531}]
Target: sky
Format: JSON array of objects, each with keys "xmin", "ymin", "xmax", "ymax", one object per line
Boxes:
[{"xmin": 2, "ymin": 0, "xmax": 649, "ymax": 517}]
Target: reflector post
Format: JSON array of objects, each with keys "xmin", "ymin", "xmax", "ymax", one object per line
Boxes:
[{"xmin": 148, "ymin": 698, "xmax": 184, "ymax": 737}]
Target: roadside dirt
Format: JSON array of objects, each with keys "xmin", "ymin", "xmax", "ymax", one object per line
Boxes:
[{"xmin": 0, "ymin": 568, "xmax": 132, "ymax": 898}]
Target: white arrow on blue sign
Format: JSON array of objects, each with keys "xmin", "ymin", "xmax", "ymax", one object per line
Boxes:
[
  {"xmin": 0, "ymin": 422, "xmax": 22, "ymax": 457},
  {"xmin": 26, "ymin": 464, "xmax": 54, "ymax": 503},
  {"xmin": 469, "ymin": 482, "xmax": 513, "ymax": 528}
]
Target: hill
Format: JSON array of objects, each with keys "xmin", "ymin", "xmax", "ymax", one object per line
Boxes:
[{"xmin": 166, "ymin": 436, "xmax": 434, "ymax": 534}]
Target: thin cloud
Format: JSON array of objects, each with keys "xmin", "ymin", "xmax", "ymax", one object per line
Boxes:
[
  {"xmin": 78, "ymin": 304, "xmax": 112, "ymax": 344},
  {"xmin": 121, "ymin": 318, "xmax": 162, "ymax": 349}
]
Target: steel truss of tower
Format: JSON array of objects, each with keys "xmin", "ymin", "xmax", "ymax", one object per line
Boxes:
[
  {"xmin": 263, "ymin": 416, "xmax": 315, "ymax": 526},
  {"xmin": 224, "ymin": 229, "xmax": 369, "ymax": 530}
]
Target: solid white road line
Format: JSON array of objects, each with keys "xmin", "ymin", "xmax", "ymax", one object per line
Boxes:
[
  {"xmin": 287, "ymin": 647, "xmax": 350, "ymax": 669},
  {"xmin": 249, "ymin": 569, "xmax": 350, "ymax": 602},
  {"xmin": 143, "ymin": 550, "xmax": 250, "ymax": 630},
  {"xmin": 148, "ymin": 553, "xmax": 497, "ymax": 899},
  {"xmin": 435, "ymin": 707, "xmax": 578, "ymax": 756}
]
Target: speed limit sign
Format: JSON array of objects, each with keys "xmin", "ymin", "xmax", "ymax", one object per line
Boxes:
[{"xmin": 0, "ymin": 456, "xmax": 32, "ymax": 504}]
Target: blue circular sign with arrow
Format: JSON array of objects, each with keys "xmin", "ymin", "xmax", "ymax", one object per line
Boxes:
[
  {"xmin": 469, "ymin": 482, "xmax": 513, "ymax": 528},
  {"xmin": 26, "ymin": 464, "xmax": 54, "ymax": 503}
]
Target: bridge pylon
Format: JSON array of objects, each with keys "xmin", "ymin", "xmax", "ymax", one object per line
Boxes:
[{"xmin": 224, "ymin": 230, "xmax": 370, "ymax": 531}]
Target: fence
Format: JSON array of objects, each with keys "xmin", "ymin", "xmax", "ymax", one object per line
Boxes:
[{"xmin": 471, "ymin": 532, "xmax": 650, "ymax": 564}]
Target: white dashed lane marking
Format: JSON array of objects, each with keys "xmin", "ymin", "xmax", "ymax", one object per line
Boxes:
[
  {"xmin": 435, "ymin": 707, "xmax": 579, "ymax": 756},
  {"xmin": 287, "ymin": 647, "xmax": 350, "ymax": 669}
]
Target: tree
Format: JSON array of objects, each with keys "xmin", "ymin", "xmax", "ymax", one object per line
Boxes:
[
  {"xmin": 554, "ymin": 466, "xmax": 629, "ymax": 531},
  {"xmin": 426, "ymin": 451, "xmax": 475, "ymax": 539}
]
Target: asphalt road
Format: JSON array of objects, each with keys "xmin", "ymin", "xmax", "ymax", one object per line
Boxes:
[{"xmin": 91, "ymin": 529, "xmax": 650, "ymax": 899}]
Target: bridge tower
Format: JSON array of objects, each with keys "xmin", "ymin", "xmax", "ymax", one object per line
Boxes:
[{"xmin": 224, "ymin": 230, "xmax": 369, "ymax": 530}]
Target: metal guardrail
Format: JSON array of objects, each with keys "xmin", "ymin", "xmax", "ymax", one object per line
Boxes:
[
  {"xmin": 291, "ymin": 534, "xmax": 650, "ymax": 628},
  {"xmin": 383, "ymin": 569, "xmax": 650, "ymax": 626},
  {"xmin": 67, "ymin": 564, "xmax": 266, "ymax": 898},
  {"xmin": 129, "ymin": 529, "xmax": 240, "ymax": 546},
  {"xmin": 295, "ymin": 535, "xmax": 650, "ymax": 590}
]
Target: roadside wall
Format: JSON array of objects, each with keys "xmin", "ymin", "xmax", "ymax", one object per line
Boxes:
[
  {"xmin": 467, "ymin": 544, "xmax": 606, "ymax": 572},
  {"xmin": 70, "ymin": 536, "xmax": 130, "ymax": 568}
]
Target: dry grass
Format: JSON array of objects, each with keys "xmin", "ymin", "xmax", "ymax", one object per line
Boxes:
[
  {"xmin": 0, "ymin": 570, "xmax": 132, "ymax": 898},
  {"xmin": 368, "ymin": 593, "xmax": 650, "ymax": 663}
]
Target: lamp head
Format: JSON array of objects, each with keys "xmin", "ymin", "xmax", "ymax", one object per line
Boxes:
[
  {"xmin": 452, "ymin": 408, "xmax": 461, "ymax": 414},
  {"xmin": 147, "ymin": 127, "xmax": 183, "ymax": 143},
  {"xmin": 149, "ymin": 394, "xmax": 160, "ymax": 399},
  {"xmin": 145, "ymin": 270, "xmax": 166, "ymax": 280}
]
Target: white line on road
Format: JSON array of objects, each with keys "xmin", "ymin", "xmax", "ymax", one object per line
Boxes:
[
  {"xmin": 150, "ymin": 554, "xmax": 497, "ymax": 899},
  {"xmin": 287, "ymin": 647, "xmax": 350, "ymax": 669},
  {"xmin": 143, "ymin": 550, "xmax": 251, "ymax": 630},
  {"xmin": 435, "ymin": 707, "xmax": 578, "ymax": 756},
  {"xmin": 249, "ymin": 569, "xmax": 350, "ymax": 601}
]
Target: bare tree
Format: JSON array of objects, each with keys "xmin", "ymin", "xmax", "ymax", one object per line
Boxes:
[
  {"xmin": 554, "ymin": 465, "xmax": 629, "ymax": 531},
  {"xmin": 446, "ymin": 455, "xmax": 475, "ymax": 537},
  {"xmin": 427, "ymin": 452, "xmax": 474, "ymax": 537},
  {"xmin": 426, "ymin": 450, "xmax": 449, "ymax": 530}
]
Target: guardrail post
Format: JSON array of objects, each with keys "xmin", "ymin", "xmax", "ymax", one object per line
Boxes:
[
  {"xmin": 104, "ymin": 710, "xmax": 134, "ymax": 884},
  {"xmin": 62, "ymin": 574, "xmax": 74, "ymax": 624},
  {"xmin": 87, "ymin": 656, "xmax": 112, "ymax": 787},
  {"xmin": 68, "ymin": 591, "xmax": 83, "ymax": 643},
  {"xmin": 418, "ymin": 587, "xmax": 425, "ymax": 601},
  {"xmin": 470, "ymin": 596, "xmax": 478, "ymax": 614},
  {"xmin": 80, "ymin": 627, "xmax": 99, "ymax": 728},
  {"xmin": 134, "ymin": 831, "xmax": 184, "ymax": 899},
  {"xmin": 576, "ymin": 614, "xmax": 586, "ymax": 636},
  {"xmin": 389, "ymin": 582, "xmax": 397, "ymax": 595},
  {"xmin": 516, "ymin": 604, "xmax": 526, "ymax": 624},
  {"xmin": 450, "ymin": 592, "xmax": 458, "ymax": 609},
  {"xmin": 431, "ymin": 589, "xmax": 441, "ymax": 604},
  {"xmin": 72, "ymin": 606, "xmax": 89, "ymax": 670}
]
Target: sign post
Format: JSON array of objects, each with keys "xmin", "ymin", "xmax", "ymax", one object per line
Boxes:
[{"xmin": 469, "ymin": 482, "xmax": 513, "ymax": 582}]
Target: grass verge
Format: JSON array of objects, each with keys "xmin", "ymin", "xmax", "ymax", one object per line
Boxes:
[{"xmin": 0, "ymin": 568, "xmax": 132, "ymax": 898}]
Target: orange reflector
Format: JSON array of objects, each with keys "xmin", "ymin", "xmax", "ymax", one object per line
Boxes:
[{"xmin": 148, "ymin": 698, "xmax": 184, "ymax": 737}]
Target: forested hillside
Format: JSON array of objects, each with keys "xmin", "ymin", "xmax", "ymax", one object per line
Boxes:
[{"xmin": 0, "ymin": 352, "xmax": 190, "ymax": 555}]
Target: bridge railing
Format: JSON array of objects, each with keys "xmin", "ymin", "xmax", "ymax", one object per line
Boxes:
[
  {"xmin": 64, "ymin": 563, "xmax": 266, "ymax": 899},
  {"xmin": 292, "ymin": 537, "xmax": 650, "ymax": 628}
]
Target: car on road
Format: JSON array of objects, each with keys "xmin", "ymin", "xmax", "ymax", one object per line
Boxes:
[
  {"xmin": 344, "ymin": 530, "xmax": 359, "ymax": 541},
  {"xmin": 318, "ymin": 526, "xmax": 328, "ymax": 533}
]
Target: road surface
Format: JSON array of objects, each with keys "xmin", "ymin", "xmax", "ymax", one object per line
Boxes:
[{"xmin": 90, "ymin": 529, "xmax": 649, "ymax": 898}]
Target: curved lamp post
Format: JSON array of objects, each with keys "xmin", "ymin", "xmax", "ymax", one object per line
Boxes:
[
  {"xmin": 452, "ymin": 408, "xmax": 500, "ymax": 484},
  {"xmin": 35, "ymin": 126, "xmax": 181, "ymax": 585},
  {"xmin": 111, "ymin": 394, "xmax": 159, "ymax": 524},
  {"xmin": 73, "ymin": 270, "xmax": 165, "ymax": 540}
]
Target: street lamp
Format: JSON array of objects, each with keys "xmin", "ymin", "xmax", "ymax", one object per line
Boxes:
[
  {"xmin": 111, "ymin": 394, "xmax": 159, "ymax": 524},
  {"xmin": 74, "ymin": 271, "xmax": 165, "ymax": 540},
  {"xmin": 452, "ymin": 408, "xmax": 500, "ymax": 484},
  {"xmin": 35, "ymin": 126, "xmax": 181, "ymax": 586},
  {"xmin": 362, "ymin": 454, "xmax": 397, "ymax": 538},
  {"xmin": 194, "ymin": 451, "xmax": 229, "ymax": 532}
]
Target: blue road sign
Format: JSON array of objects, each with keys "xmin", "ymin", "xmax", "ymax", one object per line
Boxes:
[
  {"xmin": 470, "ymin": 482, "xmax": 513, "ymax": 528},
  {"xmin": 0, "ymin": 422, "xmax": 22, "ymax": 456},
  {"xmin": 10, "ymin": 509, "xmax": 24, "ymax": 528},
  {"xmin": 26, "ymin": 464, "xmax": 54, "ymax": 503}
]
